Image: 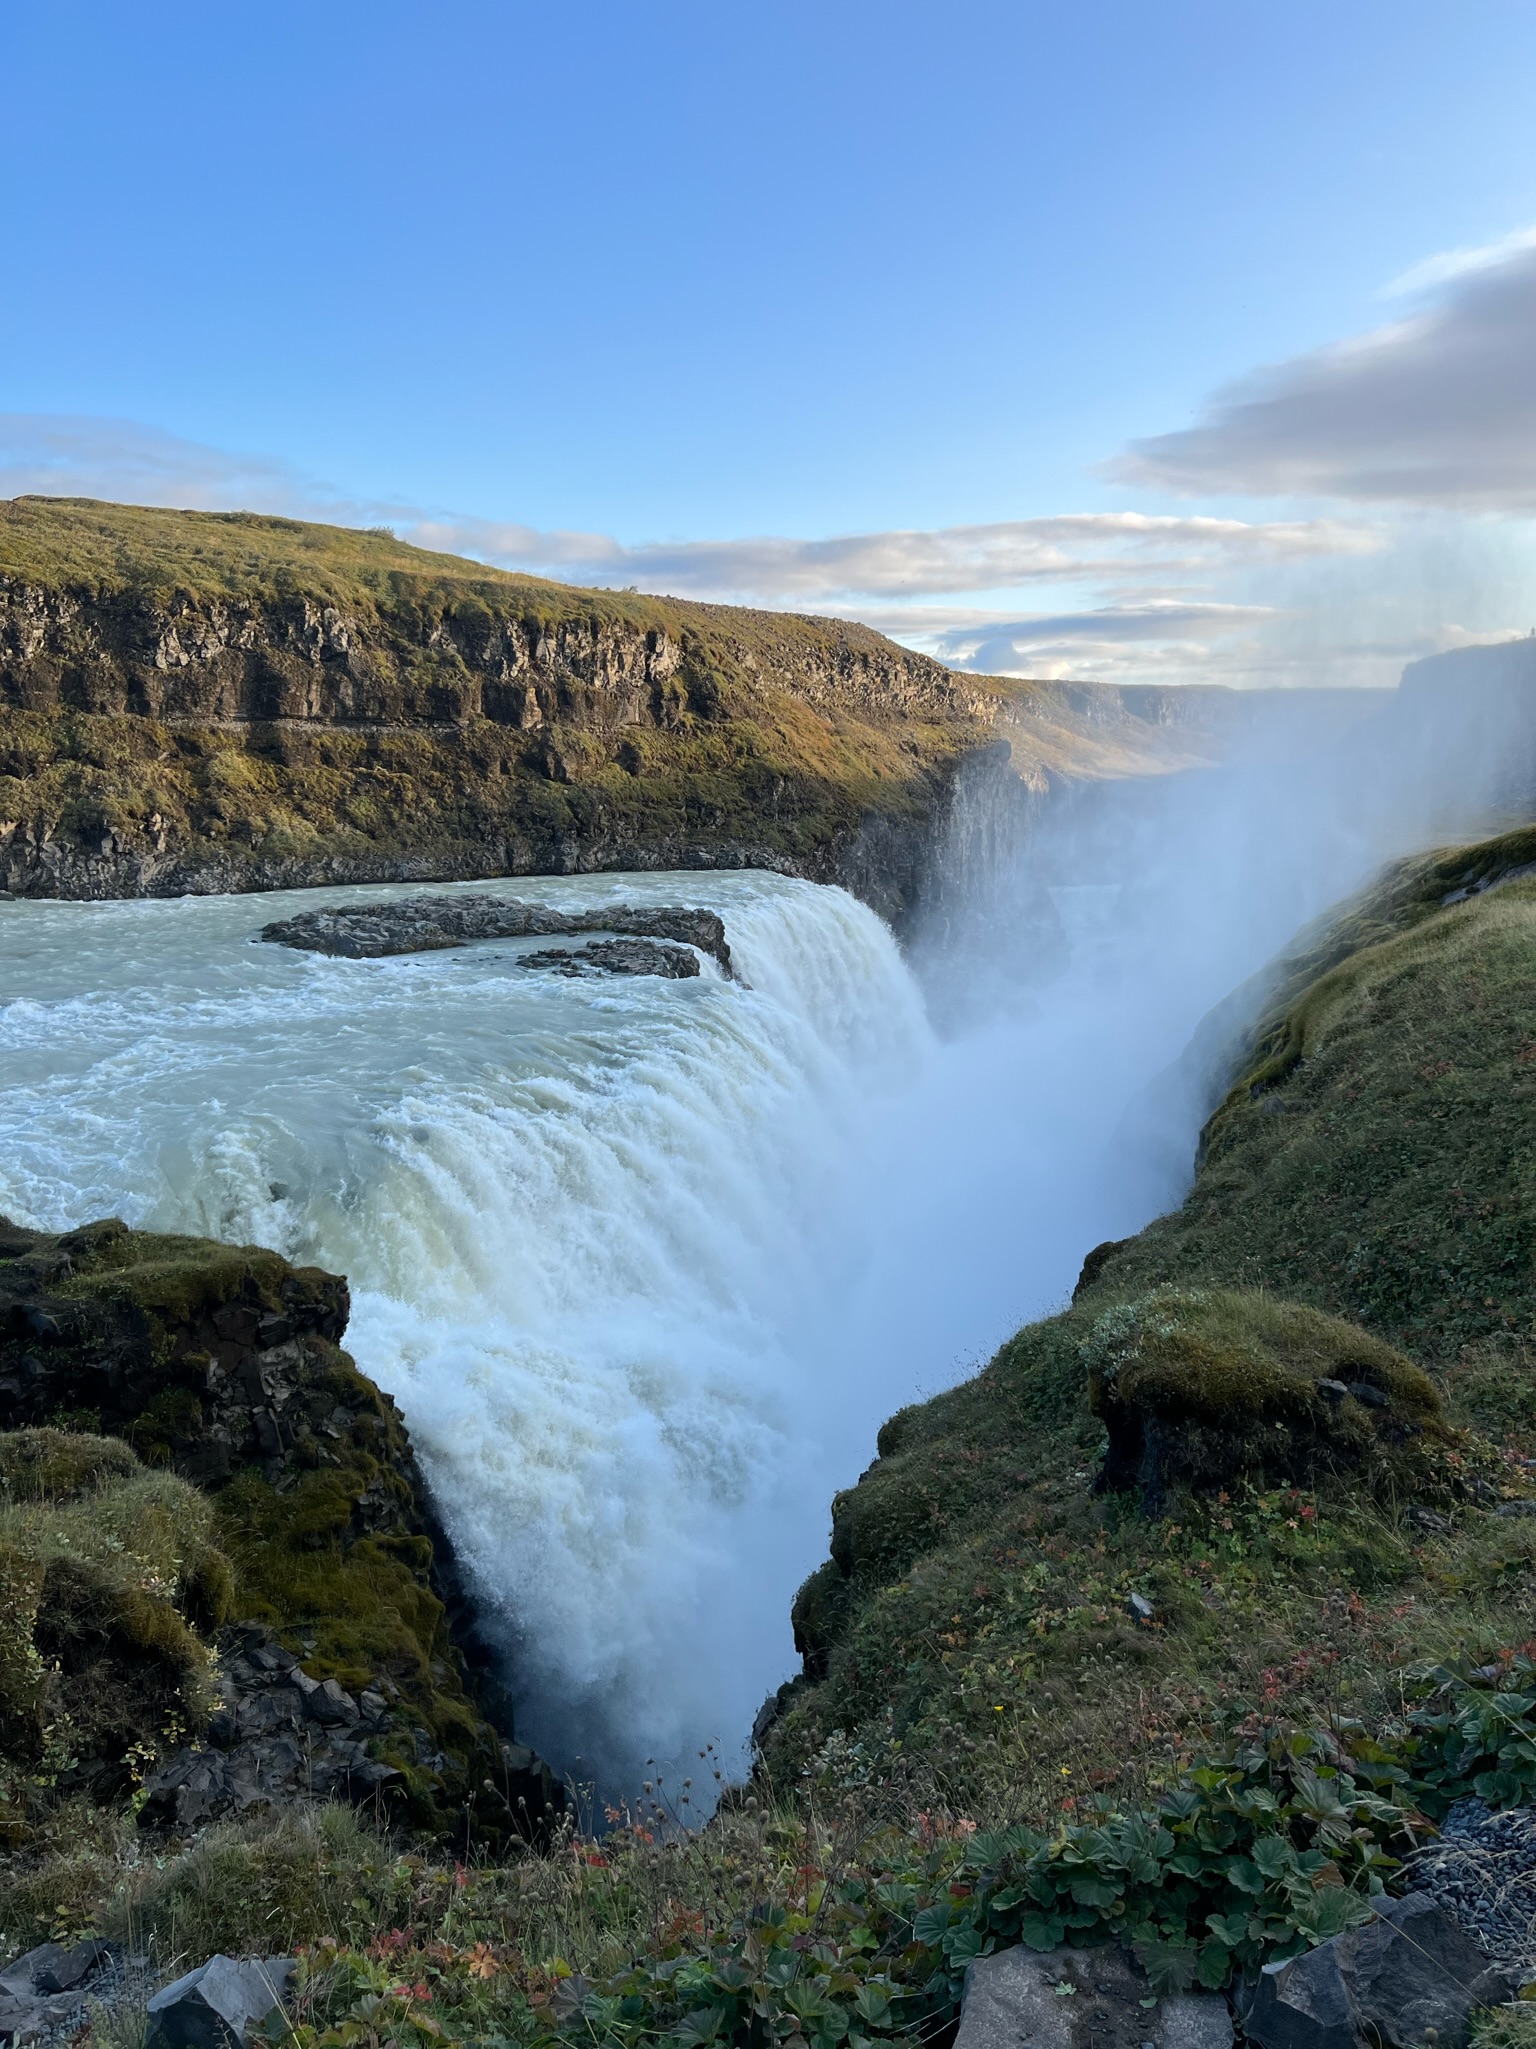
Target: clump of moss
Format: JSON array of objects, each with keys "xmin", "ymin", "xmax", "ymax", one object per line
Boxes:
[
  {"xmin": 1083, "ymin": 1288, "xmax": 1450, "ymax": 1513},
  {"xmin": 0, "ymin": 1428, "xmax": 138, "ymax": 1502},
  {"xmin": 0, "ymin": 1432, "xmax": 223, "ymax": 1823}
]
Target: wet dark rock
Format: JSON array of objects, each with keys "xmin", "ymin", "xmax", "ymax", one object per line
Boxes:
[
  {"xmin": 519, "ymin": 937, "xmax": 701, "ymax": 978},
  {"xmin": 1243, "ymin": 1895, "xmax": 1517, "ymax": 2049},
  {"xmin": 261, "ymin": 894, "xmax": 735, "ymax": 976},
  {"xmin": 956, "ymin": 1944, "xmax": 1231, "ymax": 2049},
  {"xmin": 145, "ymin": 1955, "xmax": 293, "ymax": 2049}
]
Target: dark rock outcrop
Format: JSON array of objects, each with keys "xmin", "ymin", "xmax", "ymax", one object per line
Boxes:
[
  {"xmin": 145, "ymin": 1955, "xmax": 293, "ymax": 2049},
  {"xmin": 260, "ymin": 893, "xmax": 735, "ymax": 975},
  {"xmin": 140, "ymin": 1624, "xmax": 559, "ymax": 1834},
  {"xmin": 0, "ymin": 1216, "xmax": 560, "ymax": 1843},
  {"xmin": 1243, "ymin": 1894, "xmax": 1517, "ymax": 2049},
  {"xmin": 519, "ymin": 938, "xmax": 701, "ymax": 978},
  {"xmin": 956, "ymin": 1945, "xmax": 1231, "ymax": 2049}
]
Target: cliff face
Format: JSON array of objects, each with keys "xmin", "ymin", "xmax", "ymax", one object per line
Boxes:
[{"xmin": 0, "ymin": 499, "xmax": 1005, "ymax": 920}]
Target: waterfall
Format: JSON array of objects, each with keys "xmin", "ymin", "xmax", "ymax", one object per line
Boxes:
[{"xmin": 0, "ymin": 873, "xmax": 940, "ymax": 1789}]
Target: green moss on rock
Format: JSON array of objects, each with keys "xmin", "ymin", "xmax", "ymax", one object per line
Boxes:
[
  {"xmin": 0, "ymin": 1217, "xmax": 554, "ymax": 1844},
  {"xmin": 0, "ymin": 1433, "xmax": 221, "ymax": 1820},
  {"xmin": 1083, "ymin": 1288, "xmax": 1450, "ymax": 1512}
]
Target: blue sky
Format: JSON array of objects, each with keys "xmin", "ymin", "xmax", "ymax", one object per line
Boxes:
[{"xmin": 3, "ymin": 0, "xmax": 1535, "ymax": 686}]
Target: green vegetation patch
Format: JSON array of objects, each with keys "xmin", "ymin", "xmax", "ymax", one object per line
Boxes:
[
  {"xmin": 1084, "ymin": 1289, "xmax": 1448, "ymax": 1511},
  {"xmin": 0, "ymin": 1430, "xmax": 225, "ymax": 1826}
]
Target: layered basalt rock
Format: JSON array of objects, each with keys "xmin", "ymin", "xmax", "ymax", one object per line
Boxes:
[
  {"xmin": 0, "ymin": 499, "xmax": 1003, "ymax": 919},
  {"xmin": 0, "ymin": 1215, "xmax": 560, "ymax": 1844}
]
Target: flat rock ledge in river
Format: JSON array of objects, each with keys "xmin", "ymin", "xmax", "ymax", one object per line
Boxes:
[{"xmin": 260, "ymin": 893, "xmax": 735, "ymax": 976}]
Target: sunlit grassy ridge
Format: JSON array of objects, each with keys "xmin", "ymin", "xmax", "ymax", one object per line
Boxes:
[{"xmin": 0, "ymin": 497, "xmax": 1008, "ymax": 904}]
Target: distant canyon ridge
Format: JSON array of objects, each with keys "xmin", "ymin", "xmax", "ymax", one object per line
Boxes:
[{"xmin": 0, "ymin": 496, "xmax": 1368, "ymax": 920}]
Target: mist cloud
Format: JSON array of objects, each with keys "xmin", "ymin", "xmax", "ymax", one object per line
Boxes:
[{"xmin": 1120, "ymin": 237, "xmax": 1536, "ymax": 508}]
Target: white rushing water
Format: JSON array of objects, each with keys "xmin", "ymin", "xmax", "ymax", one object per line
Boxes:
[{"xmin": 2, "ymin": 692, "xmax": 1498, "ymax": 1793}]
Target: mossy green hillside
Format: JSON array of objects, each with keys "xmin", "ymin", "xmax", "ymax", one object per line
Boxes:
[
  {"xmin": 765, "ymin": 829, "xmax": 1536, "ymax": 1812},
  {"xmin": 1103, "ymin": 827, "xmax": 1536, "ymax": 1373},
  {"xmin": 0, "ymin": 1217, "xmax": 530, "ymax": 1839}
]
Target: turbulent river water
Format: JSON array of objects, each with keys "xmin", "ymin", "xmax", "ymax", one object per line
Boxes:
[{"xmin": 0, "ymin": 744, "xmax": 1417, "ymax": 1797}]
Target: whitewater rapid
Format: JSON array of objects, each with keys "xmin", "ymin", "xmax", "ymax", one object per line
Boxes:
[{"xmin": 0, "ymin": 872, "xmax": 966, "ymax": 1783}]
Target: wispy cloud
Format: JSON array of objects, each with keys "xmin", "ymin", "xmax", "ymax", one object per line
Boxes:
[
  {"xmin": 0, "ymin": 414, "xmax": 350, "ymax": 519},
  {"xmin": 883, "ymin": 600, "xmax": 1282, "ymax": 686},
  {"xmin": 1119, "ymin": 235, "xmax": 1536, "ymax": 509},
  {"xmin": 410, "ymin": 510, "xmax": 1372, "ymax": 604},
  {"xmin": 1384, "ymin": 225, "xmax": 1536, "ymax": 297}
]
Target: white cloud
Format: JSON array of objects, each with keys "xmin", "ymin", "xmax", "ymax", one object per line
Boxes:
[
  {"xmin": 884, "ymin": 600, "xmax": 1281, "ymax": 686},
  {"xmin": 1120, "ymin": 235, "xmax": 1536, "ymax": 508},
  {"xmin": 412, "ymin": 509, "xmax": 1372, "ymax": 604},
  {"xmin": 1384, "ymin": 225, "xmax": 1536, "ymax": 297}
]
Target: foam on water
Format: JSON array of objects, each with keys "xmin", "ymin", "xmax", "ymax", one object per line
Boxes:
[{"xmin": 0, "ymin": 872, "xmax": 938, "ymax": 1786}]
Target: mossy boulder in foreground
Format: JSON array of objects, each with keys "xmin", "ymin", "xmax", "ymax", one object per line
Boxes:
[
  {"xmin": 0, "ymin": 1217, "xmax": 558, "ymax": 1845},
  {"xmin": 1084, "ymin": 1288, "xmax": 1449, "ymax": 1513}
]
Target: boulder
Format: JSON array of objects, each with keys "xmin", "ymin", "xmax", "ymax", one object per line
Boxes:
[
  {"xmin": 0, "ymin": 1939, "xmax": 116, "ymax": 2042},
  {"xmin": 956, "ymin": 1944, "xmax": 1232, "ymax": 2049},
  {"xmin": 144, "ymin": 1955, "xmax": 293, "ymax": 2049},
  {"xmin": 259, "ymin": 895, "xmax": 736, "ymax": 976},
  {"xmin": 1244, "ymin": 1895, "xmax": 1517, "ymax": 2049}
]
